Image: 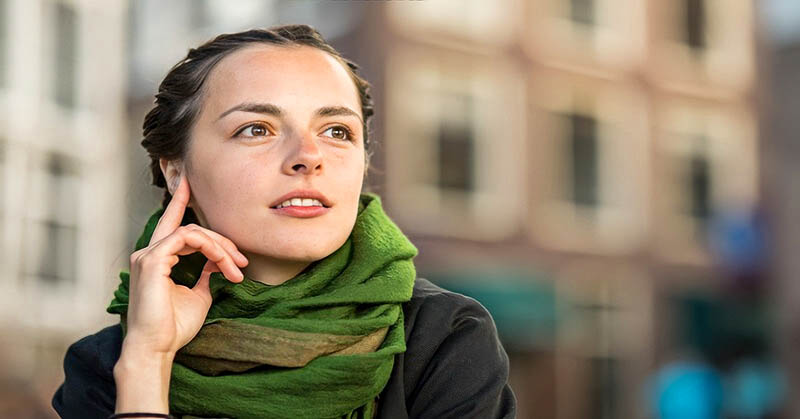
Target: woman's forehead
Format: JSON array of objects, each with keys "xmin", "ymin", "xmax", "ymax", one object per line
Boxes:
[{"xmin": 201, "ymin": 44, "xmax": 361, "ymax": 119}]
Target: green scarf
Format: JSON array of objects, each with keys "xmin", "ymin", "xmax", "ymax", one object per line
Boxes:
[{"xmin": 107, "ymin": 192, "xmax": 418, "ymax": 419}]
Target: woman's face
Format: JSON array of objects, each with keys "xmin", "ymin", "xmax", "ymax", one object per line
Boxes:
[{"xmin": 178, "ymin": 44, "xmax": 365, "ymax": 263}]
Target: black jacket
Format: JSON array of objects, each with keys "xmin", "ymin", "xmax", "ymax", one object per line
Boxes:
[{"xmin": 52, "ymin": 278, "xmax": 517, "ymax": 418}]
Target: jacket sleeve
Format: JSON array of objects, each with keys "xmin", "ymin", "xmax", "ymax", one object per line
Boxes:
[
  {"xmin": 406, "ymin": 293, "xmax": 517, "ymax": 419},
  {"xmin": 52, "ymin": 327, "xmax": 119, "ymax": 419}
]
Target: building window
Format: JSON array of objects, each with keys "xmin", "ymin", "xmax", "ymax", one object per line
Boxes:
[
  {"xmin": 566, "ymin": 112, "xmax": 599, "ymax": 208},
  {"xmin": 53, "ymin": 1, "xmax": 77, "ymax": 108},
  {"xmin": 684, "ymin": 0, "xmax": 706, "ymax": 49},
  {"xmin": 34, "ymin": 219, "xmax": 76, "ymax": 284},
  {"xmin": 437, "ymin": 93, "xmax": 475, "ymax": 192},
  {"xmin": 385, "ymin": 48, "xmax": 525, "ymax": 240},
  {"xmin": 687, "ymin": 139, "xmax": 712, "ymax": 223},
  {"xmin": 564, "ymin": 283, "xmax": 622, "ymax": 419},
  {"xmin": 570, "ymin": 0, "xmax": 595, "ymax": 26},
  {"xmin": 23, "ymin": 152, "xmax": 79, "ymax": 286},
  {"xmin": 589, "ymin": 356, "xmax": 619, "ymax": 419}
]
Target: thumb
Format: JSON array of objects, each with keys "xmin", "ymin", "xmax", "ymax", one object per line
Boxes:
[{"xmin": 192, "ymin": 260, "xmax": 219, "ymax": 303}]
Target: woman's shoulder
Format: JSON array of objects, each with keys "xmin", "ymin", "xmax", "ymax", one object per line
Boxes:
[
  {"xmin": 404, "ymin": 277, "xmax": 496, "ymax": 333},
  {"xmin": 377, "ymin": 277, "xmax": 516, "ymax": 418},
  {"xmin": 403, "ymin": 277, "xmax": 510, "ymax": 350},
  {"xmin": 409, "ymin": 276, "xmax": 463, "ymax": 300},
  {"xmin": 52, "ymin": 323, "xmax": 122, "ymax": 418}
]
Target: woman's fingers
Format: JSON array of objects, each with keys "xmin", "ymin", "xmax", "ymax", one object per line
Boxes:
[
  {"xmin": 146, "ymin": 174, "xmax": 248, "ymax": 268},
  {"xmin": 141, "ymin": 172, "xmax": 247, "ymax": 283},
  {"xmin": 151, "ymin": 228, "xmax": 244, "ymax": 283},
  {"xmin": 150, "ymin": 173, "xmax": 191, "ymax": 246},
  {"xmin": 184, "ymin": 225, "xmax": 248, "ymax": 267},
  {"xmin": 192, "ymin": 260, "xmax": 219, "ymax": 303}
]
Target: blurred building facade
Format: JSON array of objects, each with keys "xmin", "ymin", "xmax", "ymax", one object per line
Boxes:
[
  {"xmin": 0, "ymin": 0, "xmax": 128, "ymax": 415},
  {"xmin": 370, "ymin": 1, "xmax": 762, "ymax": 418}
]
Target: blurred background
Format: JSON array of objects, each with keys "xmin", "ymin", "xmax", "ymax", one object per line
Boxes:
[{"xmin": 0, "ymin": 0, "xmax": 798, "ymax": 417}]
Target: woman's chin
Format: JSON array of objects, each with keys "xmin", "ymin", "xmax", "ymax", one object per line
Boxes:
[{"xmin": 247, "ymin": 242, "xmax": 341, "ymax": 263}]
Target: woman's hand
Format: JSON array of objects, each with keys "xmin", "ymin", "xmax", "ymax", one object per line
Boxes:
[{"xmin": 122, "ymin": 173, "xmax": 249, "ymax": 356}]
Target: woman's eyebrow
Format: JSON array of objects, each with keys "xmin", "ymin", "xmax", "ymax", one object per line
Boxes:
[
  {"xmin": 217, "ymin": 102, "xmax": 283, "ymax": 121},
  {"xmin": 316, "ymin": 106, "xmax": 363, "ymax": 124},
  {"xmin": 217, "ymin": 102, "xmax": 362, "ymax": 124}
]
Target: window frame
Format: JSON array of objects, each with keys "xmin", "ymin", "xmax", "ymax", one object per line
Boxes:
[{"xmin": 384, "ymin": 46, "xmax": 527, "ymax": 241}]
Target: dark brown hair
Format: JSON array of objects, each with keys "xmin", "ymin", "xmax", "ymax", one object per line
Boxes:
[{"xmin": 141, "ymin": 24, "xmax": 375, "ymax": 210}]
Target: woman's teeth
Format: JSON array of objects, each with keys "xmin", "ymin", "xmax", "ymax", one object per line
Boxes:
[{"xmin": 276, "ymin": 198, "xmax": 324, "ymax": 208}]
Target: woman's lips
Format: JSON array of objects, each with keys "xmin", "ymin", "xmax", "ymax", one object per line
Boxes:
[{"xmin": 270, "ymin": 205, "xmax": 330, "ymax": 218}]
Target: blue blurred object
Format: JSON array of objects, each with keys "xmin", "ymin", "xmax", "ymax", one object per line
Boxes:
[
  {"xmin": 650, "ymin": 361, "xmax": 724, "ymax": 419},
  {"xmin": 709, "ymin": 209, "xmax": 767, "ymax": 276},
  {"xmin": 724, "ymin": 359, "xmax": 785, "ymax": 418}
]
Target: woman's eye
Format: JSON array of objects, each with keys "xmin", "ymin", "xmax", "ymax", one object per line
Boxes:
[
  {"xmin": 322, "ymin": 125, "xmax": 352, "ymax": 141},
  {"xmin": 235, "ymin": 123, "xmax": 270, "ymax": 138}
]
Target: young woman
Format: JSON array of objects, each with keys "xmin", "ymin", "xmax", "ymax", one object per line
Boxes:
[{"xmin": 52, "ymin": 24, "xmax": 516, "ymax": 419}]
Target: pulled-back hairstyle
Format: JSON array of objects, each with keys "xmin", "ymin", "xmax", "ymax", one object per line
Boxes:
[{"xmin": 141, "ymin": 24, "xmax": 375, "ymax": 211}]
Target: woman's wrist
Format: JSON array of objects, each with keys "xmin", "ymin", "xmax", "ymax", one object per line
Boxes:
[{"xmin": 113, "ymin": 346, "xmax": 175, "ymax": 414}]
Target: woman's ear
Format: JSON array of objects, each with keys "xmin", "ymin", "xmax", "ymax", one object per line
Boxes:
[{"xmin": 159, "ymin": 157, "xmax": 184, "ymax": 196}]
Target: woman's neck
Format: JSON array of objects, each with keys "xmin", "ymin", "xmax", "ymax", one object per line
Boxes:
[{"xmin": 239, "ymin": 251, "xmax": 311, "ymax": 286}]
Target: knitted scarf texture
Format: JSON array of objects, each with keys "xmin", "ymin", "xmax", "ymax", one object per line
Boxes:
[{"xmin": 107, "ymin": 193, "xmax": 418, "ymax": 419}]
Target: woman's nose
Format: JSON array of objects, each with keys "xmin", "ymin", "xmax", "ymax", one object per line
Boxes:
[{"xmin": 282, "ymin": 131, "xmax": 323, "ymax": 175}]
